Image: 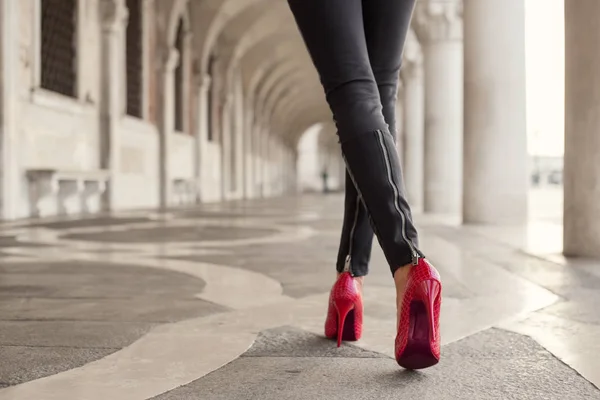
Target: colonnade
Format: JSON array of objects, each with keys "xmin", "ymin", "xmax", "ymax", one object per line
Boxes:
[{"xmin": 401, "ymin": 0, "xmax": 599, "ymax": 258}]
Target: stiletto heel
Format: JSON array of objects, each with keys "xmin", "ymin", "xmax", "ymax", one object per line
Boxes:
[
  {"xmin": 395, "ymin": 258, "xmax": 442, "ymax": 370},
  {"xmin": 325, "ymin": 271, "xmax": 363, "ymax": 346}
]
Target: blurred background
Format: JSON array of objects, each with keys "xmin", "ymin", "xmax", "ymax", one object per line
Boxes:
[{"xmin": 0, "ymin": 0, "xmax": 566, "ymax": 222}]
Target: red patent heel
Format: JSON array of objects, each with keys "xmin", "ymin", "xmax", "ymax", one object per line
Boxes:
[
  {"xmin": 324, "ymin": 272, "xmax": 363, "ymax": 347},
  {"xmin": 395, "ymin": 258, "xmax": 442, "ymax": 369}
]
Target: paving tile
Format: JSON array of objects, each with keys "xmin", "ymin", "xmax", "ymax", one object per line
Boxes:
[
  {"xmin": 171, "ymin": 235, "xmax": 347, "ymax": 298},
  {"xmin": 174, "ymin": 210, "xmax": 292, "ymax": 219},
  {"xmin": 25, "ymin": 217, "xmax": 151, "ymax": 230},
  {"xmin": 424, "ymin": 225, "xmax": 600, "ymax": 299},
  {"xmin": 0, "ymin": 261, "xmax": 225, "ymax": 388},
  {"xmin": 62, "ymin": 225, "xmax": 278, "ymax": 243},
  {"xmin": 0, "ymin": 261, "xmax": 208, "ymax": 299},
  {"xmin": 539, "ymin": 293, "xmax": 600, "ymax": 325},
  {"xmin": 172, "ymin": 234, "xmax": 472, "ymax": 300},
  {"xmin": 0, "ymin": 236, "xmax": 49, "ymax": 248},
  {"xmin": 0, "ymin": 297, "xmax": 225, "ymax": 322},
  {"xmin": 152, "ymin": 327, "xmax": 600, "ymax": 400},
  {"xmin": 243, "ymin": 326, "xmax": 388, "ymax": 359},
  {"xmin": 0, "ymin": 321, "xmax": 154, "ymax": 348},
  {"xmin": 0, "ymin": 346, "xmax": 117, "ymax": 387}
]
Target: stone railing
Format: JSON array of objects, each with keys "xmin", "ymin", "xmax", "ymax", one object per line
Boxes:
[{"xmin": 26, "ymin": 169, "xmax": 110, "ymax": 217}]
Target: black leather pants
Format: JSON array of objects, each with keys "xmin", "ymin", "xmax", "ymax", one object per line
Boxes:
[{"xmin": 288, "ymin": 0, "xmax": 423, "ymax": 276}]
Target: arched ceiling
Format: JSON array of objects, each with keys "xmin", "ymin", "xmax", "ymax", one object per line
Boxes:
[
  {"xmin": 187, "ymin": 0, "xmax": 327, "ymax": 144},
  {"xmin": 164, "ymin": 0, "xmax": 422, "ymax": 149}
]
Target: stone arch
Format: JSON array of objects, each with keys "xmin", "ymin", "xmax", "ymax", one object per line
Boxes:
[
  {"xmin": 243, "ymin": 39, "xmax": 303, "ymax": 102},
  {"xmin": 187, "ymin": 0, "xmax": 269, "ymax": 76},
  {"xmin": 217, "ymin": 2, "xmax": 293, "ymax": 92},
  {"xmin": 237, "ymin": 31, "xmax": 325, "ymax": 142}
]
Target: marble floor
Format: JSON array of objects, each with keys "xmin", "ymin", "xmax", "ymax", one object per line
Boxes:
[{"xmin": 0, "ymin": 188, "xmax": 598, "ymax": 399}]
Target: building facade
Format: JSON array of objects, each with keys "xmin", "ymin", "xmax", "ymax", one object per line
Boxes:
[
  {"xmin": 0, "ymin": 0, "xmax": 303, "ymax": 220},
  {"xmin": 1, "ymin": 0, "xmax": 599, "ymax": 259}
]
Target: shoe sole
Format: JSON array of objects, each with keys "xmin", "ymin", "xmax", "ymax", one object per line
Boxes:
[
  {"xmin": 340, "ymin": 308, "xmax": 359, "ymax": 341},
  {"xmin": 396, "ymin": 301, "xmax": 439, "ymax": 370}
]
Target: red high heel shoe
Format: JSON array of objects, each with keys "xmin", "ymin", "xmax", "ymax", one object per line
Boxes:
[
  {"xmin": 324, "ymin": 271, "xmax": 363, "ymax": 347},
  {"xmin": 395, "ymin": 258, "xmax": 442, "ymax": 369}
]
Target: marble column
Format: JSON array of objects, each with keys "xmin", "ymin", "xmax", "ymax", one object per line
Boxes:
[
  {"xmin": 401, "ymin": 57, "xmax": 425, "ymax": 212},
  {"xmin": 286, "ymin": 145, "xmax": 296, "ymax": 194},
  {"xmin": 99, "ymin": 0, "xmax": 128, "ymax": 210},
  {"xmin": 262, "ymin": 127, "xmax": 271, "ymax": 197},
  {"xmin": 158, "ymin": 48, "xmax": 179, "ymax": 208},
  {"xmin": 274, "ymin": 140, "xmax": 282, "ymax": 195},
  {"xmin": 220, "ymin": 95, "xmax": 232, "ymax": 199},
  {"xmin": 462, "ymin": 0, "xmax": 527, "ymax": 224},
  {"xmin": 564, "ymin": 0, "xmax": 600, "ymax": 257},
  {"xmin": 0, "ymin": 0, "xmax": 20, "ymax": 219},
  {"xmin": 182, "ymin": 33, "xmax": 192, "ymax": 135},
  {"xmin": 243, "ymin": 108, "xmax": 254, "ymax": 199},
  {"xmin": 252, "ymin": 118, "xmax": 263, "ymax": 197},
  {"xmin": 414, "ymin": 1, "xmax": 463, "ymax": 214},
  {"xmin": 195, "ymin": 74, "xmax": 211, "ymax": 203},
  {"xmin": 141, "ymin": 0, "xmax": 154, "ymax": 120}
]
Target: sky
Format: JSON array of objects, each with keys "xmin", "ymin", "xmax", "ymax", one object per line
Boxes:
[{"xmin": 525, "ymin": 0, "xmax": 564, "ymax": 156}]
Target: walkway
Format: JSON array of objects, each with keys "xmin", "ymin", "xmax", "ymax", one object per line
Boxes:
[{"xmin": 0, "ymin": 189, "xmax": 598, "ymax": 399}]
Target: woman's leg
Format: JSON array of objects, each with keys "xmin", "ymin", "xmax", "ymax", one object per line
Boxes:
[
  {"xmin": 362, "ymin": 0, "xmax": 419, "ymax": 305},
  {"xmin": 336, "ymin": 173, "xmax": 373, "ymax": 277},
  {"xmin": 364, "ymin": 0, "xmax": 417, "ymax": 141},
  {"xmin": 335, "ymin": 0, "xmax": 416, "ymax": 277},
  {"xmin": 288, "ymin": 0, "xmax": 422, "ymax": 275}
]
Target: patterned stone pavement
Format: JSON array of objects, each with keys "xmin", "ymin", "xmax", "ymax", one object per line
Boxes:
[{"xmin": 0, "ymin": 188, "xmax": 598, "ymax": 399}]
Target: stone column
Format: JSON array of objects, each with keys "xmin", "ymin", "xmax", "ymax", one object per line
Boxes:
[
  {"xmin": 564, "ymin": 0, "xmax": 600, "ymax": 257},
  {"xmin": 182, "ymin": 32, "xmax": 192, "ymax": 135},
  {"xmin": 274, "ymin": 137, "xmax": 281, "ymax": 195},
  {"xmin": 285, "ymin": 145, "xmax": 293, "ymax": 194},
  {"xmin": 195, "ymin": 74, "xmax": 211, "ymax": 202},
  {"xmin": 414, "ymin": 1, "xmax": 463, "ymax": 214},
  {"xmin": 220, "ymin": 95, "xmax": 232, "ymax": 199},
  {"xmin": 99, "ymin": 0, "xmax": 128, "ymax": 210},
  {"xmin": 233, "ymin": 85, "xmax": 244, "ymax": 198},
  {"xmin": 158, "ymin": 48, "xmax": 179, "ymax": 208},
  {"xmin": 272, "ymin": 140, "xmax": 280, "ymax": 195},
  {"xmin": 262, "ymin": 127, "xmax": 271, "ymax": 197},
  {"xmin": 401, "ymin": 57, "xmax": 425, "ymax": 212},
  {"xmin": 278, "ymin": 141, "xmax": 285, "ymax": 195},
  {"xmin": 141, "ymin": 0, "xmax": 154, "ymax": 120},
  {"xmin": 244, "ymin": 107, "xmax": 254, "ymax": 199},
  {"xmin": 252, "ymin": 118, "xmax": 262, "ymax": 197},
  {"xmin": 0, "ymin": 0, "xmax": 20, "ymax": 219},
  {"xmin": 462, "ymin": 0, "xmax": 527, "ymax": 224}
]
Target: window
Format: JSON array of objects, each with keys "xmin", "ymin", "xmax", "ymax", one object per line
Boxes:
[
  {"xmin": 126, "ymin": 0, "xmax": 143, "ymax": 118},
  {"xmin": 173, "ymin": 19, "xmax": 184, "ymax": 132},
  {"xmin": 40, "ymin": 0, "xmax": 77, "ymax": 97}
]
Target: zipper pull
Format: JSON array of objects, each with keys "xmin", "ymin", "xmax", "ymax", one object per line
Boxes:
[
  {"xmin": 411, "ymin": 253, "xmax": 419, "ymax": 266},
  {"xmin": 344, "ymin": 255, "xmax": 352, "ymax": 274}
]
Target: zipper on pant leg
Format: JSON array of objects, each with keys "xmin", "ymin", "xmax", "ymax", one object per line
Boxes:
[
  {"xmin": 375, "ymin": 130, "xmax": 419, "ymax": 265},
  {"xmin": 344, "ymin": 194, "xmax": 361, "ymax": 276},
  {"xmin": 342, "ymin": 137, "xmax": 419, "ymax": 269}
]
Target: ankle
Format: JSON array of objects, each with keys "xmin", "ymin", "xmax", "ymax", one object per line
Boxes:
[
  {"xmin": 394, "ymin": 263, "xmax": 412, "ymax": 308},
  {"xmin": 336, "ymin": 272, "xmax": 364, "ymax": 292}
]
